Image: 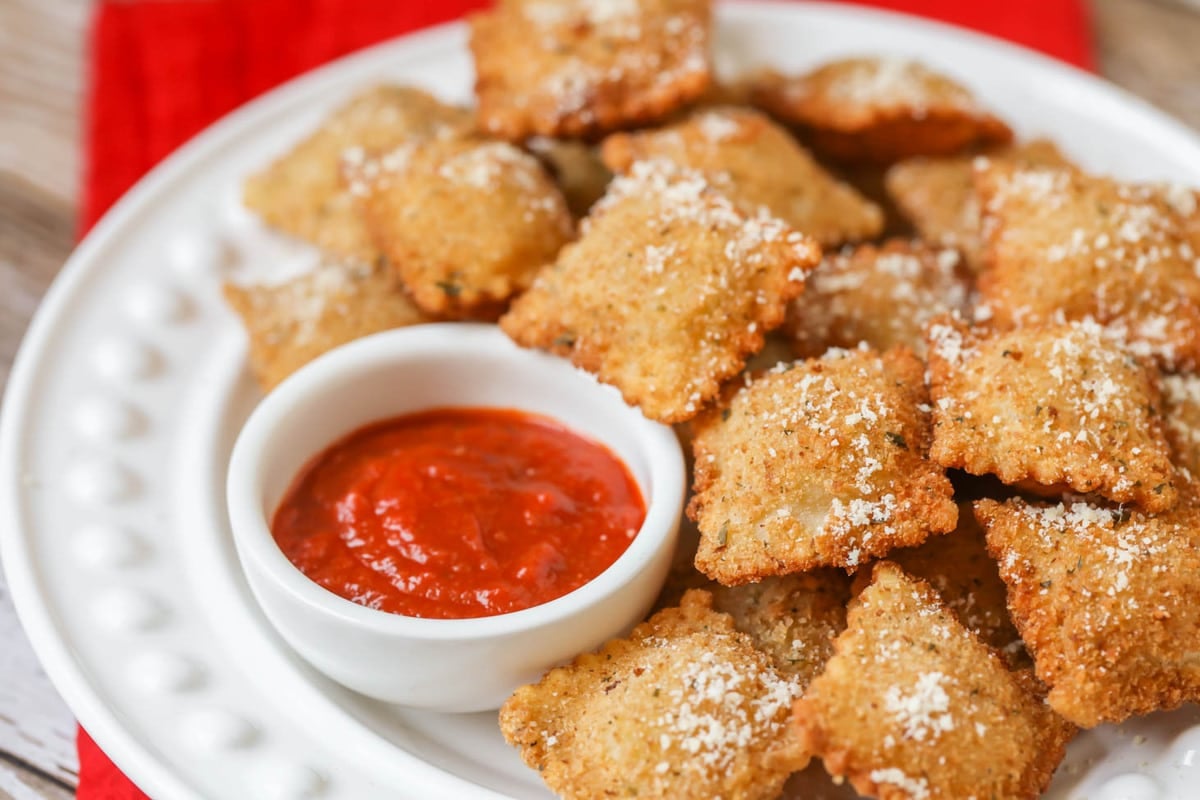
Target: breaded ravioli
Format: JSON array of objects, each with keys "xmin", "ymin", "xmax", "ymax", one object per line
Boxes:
[
  {"xmin": 499, "ymin": 590, "xmax": 809, "ymax": 800},
  {"xmin": 352, "ymin": 137, "xmax": 574, "ymax": 319},
  {"xmin": 889, "ymin": 504, "xmax": 1027, "ymax": 666},
  {"xmin": 689, "ymin": 346, "xmax": 957, "ymax": 582},
  {"xmin": 243, "ymin": 85, "xmax": 471, "ymax": 260},
  {"xmin": 884, "ymin": 139, "xmax": 1070, "ymax": 272},
  {"xmin": 223, "ymin": 259, "xmax": 427, "ymax": 391},
  {"xmin": 793, "ymin": 562, "xmax": 1074, "ymax": 800},
  {"xmin": 526, "ymin": 136, "xmax": 613, "ymax": 219},
  {"xmin": 601, "ymin": 107, "xmax": 883, "ymax": 246},
  {"xmin": 785, "ymin": 239, "xmax": 970, "ymax": 358},
  {"xmin": 975, "ymin": 163, "xmax": 1200, "ymax": 370},
  {"xmin": 500, "ymin": 158, "xmax": 821, "ymax": 423},
  {"xmin": 750, "ymin": 58, "xmax": 1012, "ymax": 164},
  {"xmin": 976, "ymin": 497, "xmax": 1200, "ymax": 727},
  {"xmin": 925, "ymin": 317, "xmax": 1178, "ymax": 512},
  {"xmin": 709, "ymin": 570, "xmax": 851, "ymax": 688},
  {"xmin": 469, "ymin": 0, "xmax": 712, "ymax": 140},
  {"xmin": 1162, "ymin": 372, "xmax": 1200, "ymax": 481}
]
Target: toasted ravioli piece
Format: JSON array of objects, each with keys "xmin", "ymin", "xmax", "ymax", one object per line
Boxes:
[
  {"xmin": 785, "ymin": 239, "xmax": 970, "ymax": 358},
  {"xmin": 889, "ymin": 504, "xmax": 1026, "ymax": 666},
  {"xmin": 975, "ymin": 163, "xmax": 1200, "ymax": 369},
  {"xmin": 689, "ymin": 347, "xmax": 958, "ymax": 582},
  {"xmin": 223, "ymin": 259, "xmax": 427, "ymax": 391},
  {"xmin": 601, "ymin": 107, "xmax": 883, "ymax": 246},
  {"xmin": 884, "ymin": 139, "xmax": 1069, "ymax": 272},
  {"xmin": 976, "ymin": 497, "xmax": 1200, "ymax": 726},
  {"xmin": 709, "ymin": 570, "xmax": 851, "ymax": 688},
  {"xmin": 793, "ymin": 562, "xmax": 1073, "ymax": 800},
  {"xmin": 354, "ymin": 138, "xmax": 574, "ymax": 318},
  {"xmin": 926, "ymin": 317, "xmax": 1178, "ymax": 511},
  {"xmin": 526, "ymin": 136, "xmax": 613, "ymax": 218},
  {"xmin": 243, "ymin": 86, "xmax": 471, "ymax": 260},
  {"xmin": 469, "ymin": 0, "xmax": 712, "ymax": 140},
  {"xmin": 750, "ymin": 58, "xmax": 1012, "ymax": 164},
  {"xmin": 1163, "ymin": 373, "xmax": 1200, "ymax": 480},
  {"xmin": 500, "ymin": 159, "xmax": 820, "ymax": 423},
  {"xmin": 499, "ymin": 590, "xmax": 808, "ymax": 800}
]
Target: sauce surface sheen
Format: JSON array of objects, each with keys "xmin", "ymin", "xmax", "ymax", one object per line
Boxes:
[{"xmin": 272, "ymin": 407, "xmax": 646, "ymax": 619}]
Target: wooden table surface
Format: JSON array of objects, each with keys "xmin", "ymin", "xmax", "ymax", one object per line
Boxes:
[{"xmin": 1, "ymin": 1, "xmax": 1198, "ymax": 797}]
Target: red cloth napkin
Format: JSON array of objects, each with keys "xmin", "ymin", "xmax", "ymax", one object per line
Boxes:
[{"xmin": 77, "ymin": 0, "xmax": 1092, "ymax": 796}]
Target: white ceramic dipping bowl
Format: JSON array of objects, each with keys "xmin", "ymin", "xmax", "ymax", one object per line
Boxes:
[{"xmin": 226, "ymin": 323, "xmax": 686, "ymax": 712}]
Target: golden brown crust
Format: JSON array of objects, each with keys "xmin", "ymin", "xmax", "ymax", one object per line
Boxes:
[
  {"xmin": 884, "ymin": 138, "xmax": 1069, "ymax": 272},
  {"xmin": 500, "ymin": 158, "xmax": 821, "ymax": 423},
  {"xmin": 688, "ymin": 346, "xmax": 958, "ymax": 582},
  {"xmin": 793, "ymin": 562, "xmax": 1074, "ymax": 800},
  {"xmin": 351, "ymin": 137, "xmax": 573, "ymax": 319},
  {"xmin": 709, "ymin": 570, "xmax": 851, "ymax": 689},
  {"xmin": 499, "ymin": 590, "xmax": 809, "ymax": 800},
  {"xmin": 975, "ymin": 163, "xmax": 1200, "ymax": 370},
  {"xmin": 223, "ymin": 259, "xmax": 428, "ymax": 391},
  {"xmin": 601, "ymin": 106, "xmax": 883, "ymax": 246},
  {"xmin": 750, "ymin": 58, "xmax": 1012, "ymax": 164},
  {"xmin": 469, "ymin": 0, "xmax": 712, "ymax": 140},
  {"xmin": 1162, "ymin": 372, "xmax": 1200, "ymax": 482},
  {"xmin": 785, "ymin": 239, "xmax": 970, "ymax": 358},
  {"xmin": 243, "ymin": 85, "xmax": 471, "ymax": 260},
  {"xmin": 888, "ymin": 504, "xmax": 1028, "ymax": 667},
  {"xmin": 925, "ymin": 317, "xmax": 1178, "ymax": 512},
  {"xmin": 975, "ymin": 497, "xmax": 1200, "ymax": 727}
]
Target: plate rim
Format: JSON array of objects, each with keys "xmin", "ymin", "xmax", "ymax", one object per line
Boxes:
[{"xmin": 4, "ymin": 2, "xmax": 1200, "ymax": 798}]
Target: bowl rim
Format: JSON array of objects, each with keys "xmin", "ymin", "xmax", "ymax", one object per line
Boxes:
[{"xmin": 226, "ymin": 323, "xmax": 687, "ymax": 641}]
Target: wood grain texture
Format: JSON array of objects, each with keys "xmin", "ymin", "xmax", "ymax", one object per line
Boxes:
[{"xmin": 0, "ymin": 0, "xmax": 1197, "ymax": 796}]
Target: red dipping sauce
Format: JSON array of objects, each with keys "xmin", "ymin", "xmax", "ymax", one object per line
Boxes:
[{"xmin": 271, "ymin": 408, "xmax": 647, "ymax": 619}]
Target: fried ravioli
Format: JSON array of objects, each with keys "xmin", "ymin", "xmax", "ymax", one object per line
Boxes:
[
  {"xmin": 888, "ymin": 504, "xmax": 1026, "ymax": 666},
  {"xmin": 243, "ymin": 86, "xmax": 471, "ymax": 260},
  {"xmin": 709, "ymin": 570, "xmax": 852, "ymax": 688},
  {"xmin": 470, "ymin": 0, "xmax": 712, "ymax": 140},
  {"xmin": 689, "ymin": 346, "xmax": 957, "ymax": 582},
  {"xmin": 976, "ymin": 497, "xmax": 1200, "ymax": 727},
  {"xmin": 925, "ymin": 317, "xmax": 1178, "ymax": 512},
  {"xmin": 975, "ymin": 163, "xmax": 1200, "ymax": 370},
  {"xmin": 500, "ymin": 158, "xmax": 820, "ymax": 423},
  {"xmin": 884, "ymin": 138, "xmax": 1069, "ymax": 272},
  {"xmin": 601, "ymin": 107, "xmax": 883, "ymax": 246},
  {"xmin": 750, "ymin": 58, "xmax": 1012, "ymax": 164},
  {"xmin": 352, "ymin": 137, "xmax": 574, "ymax": 319},
  {"xmin": 223, "ymin": 258, "xmax": 427, "ymax": 391},
  {"xmin": 785, "ymin": 239, "xmax": 970, "ymax": 358},
  {"xmin": 499, "ymin": 589, "xmax": 808, "ymax": 800},
  {"xmin": 793, "ymin": 562, "xmax": 1073, "ymax": 800}
]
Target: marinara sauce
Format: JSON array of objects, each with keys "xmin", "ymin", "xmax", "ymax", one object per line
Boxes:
[{"xmin": 271, "ymin": 408, "xmax": 646, "ymax": 619}]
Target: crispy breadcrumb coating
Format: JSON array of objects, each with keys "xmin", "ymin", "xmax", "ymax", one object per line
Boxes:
[
  {"xmin": 884, "ymin": 138, "xmax": 1069, "ymax": 272},
  {"xmin": 975, "ymin": 163, "xmax": 1200, "ymax": 370},
  {"xmin": 243, "ymin": 85, "xmax": 471, "ymax": 260},
  {"xmin": 223, "ymin": 259, "xmax": 428, "ymax": 391},
  {"xmin": 601, "ymin": 106, "xmax": 883, "ymax": 246},
  {"xmin": 750, "ymin": 58, "xmax": 1011, "ymax": 164},
  {"xmin": 925, "ymin": 317, "xmax": 1178, "ymax": 512},
  {"xmin": 501, "ymin": 158, "xmax": 820, "ymax": 423},
  {"xmin": 976, "ymin": 497, "xmax": 1200, "ymax": 727},
  {"xmin": 793, "ymin": 562, "xmax": 1074, "ymax": 800},
  {"xmin": 470, "ymin": 0, "xmax": 712, "ymax": 140},
  {"xmin": 499, "ymin": 589, "xmax": 808, "ymax": 800},
  {"xmin": 350, "ymin": 137, "xmax": 573, "ymax": 319},
  {"xmin": 689, "ymin": 346, "xmax": 957, "ymax": 582},
  {"xmin": 785, "ymin": 239, "xmax": 970, "ymax": 358}
]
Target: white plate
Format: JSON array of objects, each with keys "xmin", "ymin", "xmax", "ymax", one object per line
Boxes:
[{"xmin": 5, "ymin": 3, "xmax": 1200, "ymax": 799}]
